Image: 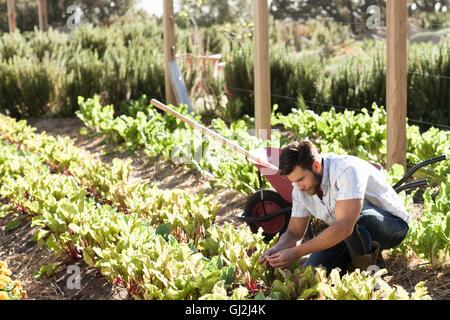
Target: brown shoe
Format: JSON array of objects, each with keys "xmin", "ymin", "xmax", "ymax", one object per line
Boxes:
[{"xmin": 349, "ymin": 241, "xmax": 381, "ymax": 272}]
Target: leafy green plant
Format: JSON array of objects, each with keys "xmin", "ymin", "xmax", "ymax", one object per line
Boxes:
[
  {"xmin": 407, "ymin": 175, "xmax": 450, "ymax": 266},
  {"xmin": 269, "ymin": 266, "xmax": 321, "ymax": 300},
  {"xmin": 318, "ymin": 268, "xmax": 431, "ymax": 300},
  {"xmin": 76, "ymin": 96, "xmax": 114, "ymax": 134},
  {"xmin": 33, "ymin": 263, "xmax": 61, "ymax": 280},
  {"xmin": 0, "ymin": 115, "xmax": 438, "ymax": 300}
]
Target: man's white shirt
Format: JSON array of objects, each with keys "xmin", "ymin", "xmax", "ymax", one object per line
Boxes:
[{"xmin": 291, "ymin": 153, "xmax": 410, "ymax": 225}]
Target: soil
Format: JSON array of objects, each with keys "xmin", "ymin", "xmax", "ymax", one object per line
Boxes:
[{"xmin": 0, "ymin": 117, "xmax": 448, "ymax": 300}]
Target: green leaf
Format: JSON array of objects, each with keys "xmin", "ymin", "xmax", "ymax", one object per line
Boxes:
[
  {"xmin": 45, "ymin": 233, "xmax": 60, "ymax": 252},
  {"xmin": 0, "ymin": 203, "xmax": 14, "ymax": 218},
  {"xmin": 297, "ymin": 287, "xmax": 317, "ymax": 300},
  {"xmin": 83, "ymin": 251, "xmax": 96, "ymax": 267},
  {"xmin": 271, "ymin": 279, "xmax": 291, "ymax": 300},
  {"xmin": 33, "ymin": 263, "xmax": 60, "ymax": 279},
  {"xmin": 155, "ymin": 223, "xmax": 171, "ymax": 239},
  {"xmin": 32, "ymin": 229, "xmax": 49, "ymax": 244},
  {"xmin": 253, "ymin": 291, "xmax": 267, "ymax": 300},
  {"xmin": 231, "ymin": 286, "xmax": 249, "ymax": 300},
  {"xmin": 220, "ymin": 264, "xmax": 236, "ymax": 286},
  {"xmin": 6, "ymin": 216, "xmax": 24, "ymax": 231},
  {"xmin": 269, "ymin": 291, "xmax": 281, "ymax": 300}
]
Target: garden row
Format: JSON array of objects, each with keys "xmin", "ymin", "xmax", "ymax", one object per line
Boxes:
[
  {"xmin": 0, "ymin": 22, "xmax": 448, "ymax": 127},
  {"xmin": 0, "ymin": 114, "xmax": 431, "ymax": 300},
  {"xmin": 75, "ymin": 96, "xmax": 449, "ymax": 266}
]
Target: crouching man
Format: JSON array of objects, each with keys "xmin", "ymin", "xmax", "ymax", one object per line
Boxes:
[{"xmin": 258, "ymin": 140, "xmax": 410, "ymax": 273}]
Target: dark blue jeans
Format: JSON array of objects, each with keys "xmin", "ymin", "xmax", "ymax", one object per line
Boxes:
[{"xmin": 303, "ymin": 205, "xmax": 409, "ymax": 273}]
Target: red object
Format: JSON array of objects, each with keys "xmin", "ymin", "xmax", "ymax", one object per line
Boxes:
[
  {"xmin": 370, "ymin": 162, "xmax": 383, "ymax": 171},
  {"xmin": 251, "ymin": 200, "xmax": 287, "ymax": 233},
  {"xmin": 248, "ymin": 147, "xmax": 293, "ymax": 204}
]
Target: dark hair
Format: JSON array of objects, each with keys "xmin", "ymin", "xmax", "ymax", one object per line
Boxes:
[{"xmin": 279, "ymin": 140, "xmax": 321, "ymax": 176}]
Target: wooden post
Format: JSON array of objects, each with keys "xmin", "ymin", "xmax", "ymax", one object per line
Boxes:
[
  {"xmin": 163, "ymin": 0, "xmax": 177, "ymax": 106},
  {"xmin": 253, "ymin": 0, "xmax": 271, "ymax": 141},
  {"xmin": 386, "ymin": 0, "xmax": 407, "ymax": 170},
  {"xmin": 37, "ymin": 0, "xmax": 49, "ymax": 31},
  {"xmin": 7, "ymin": 0, "xmax": 17, "ymax": 33}
]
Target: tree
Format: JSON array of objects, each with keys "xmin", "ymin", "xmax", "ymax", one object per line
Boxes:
[
  {"xmin": 269, "ymin": 0, "xmax": 301, "ymax": 20},
  {"xmin": 269, "ymin": 0, "xmax": 450, "ymax": 24},
  {"xmin": 269, "ymin": 0, "xmax": 386, "ymax": 33},
  {"xmin": 0, "ymin": 0, "xmax": 137, "ymax": 32},
  {"xmin": 177, "ymin": 0, "xmax": 253, "ymax": 27},
  {"xmin": 411, "ymin": 0, "xmax": 449, "ymax": 12}
]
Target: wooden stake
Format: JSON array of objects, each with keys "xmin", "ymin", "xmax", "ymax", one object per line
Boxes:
[
  {"xmin": 7, "ymin": 0, "xmax": 17, "ymax": 33},
  {"xmin": 253, "ymin": 0, "xmax": 271, "ymax": 141},
  {"xmin": 37, "ymin": 0, "xmax": 49, "ymax": 32},
  {"xmin": 386, "ymin": 0, "xmax": 407, "ymax": 170},
  {"xmin": 163, "ymin": 0, "xmax": 177, "ymax": 106}
]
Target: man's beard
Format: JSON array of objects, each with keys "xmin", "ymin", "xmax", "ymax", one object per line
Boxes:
[{"xmin": 310, "ymin": 170, "xmax": 323, "ymax": 195}]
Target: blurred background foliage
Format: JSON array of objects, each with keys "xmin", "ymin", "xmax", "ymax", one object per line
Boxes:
[{"xmin": 0, "ymin": 0, "xmax": 448, "ymax": 130}]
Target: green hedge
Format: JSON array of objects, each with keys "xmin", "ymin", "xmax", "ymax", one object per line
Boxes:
[
  {"xmin": 326, "ymin": 41, "xmax": 449, "ymax": 127},
  {"xmin": 224, "ymin": 42, "xmax": 324, "ymax": 116},
  {"xmin": 226, "ymin": 39, "xmax": 449, "ymax": 128},
  {"xmin": 0, "ymin": 21, "xmax": 448, "ymax": 129},
  {"xmin": 0, "ymin": 24, "xmax": 166, "ymax": 118}
]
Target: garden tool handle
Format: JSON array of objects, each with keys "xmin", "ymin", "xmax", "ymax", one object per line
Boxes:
[{"xmin": 150, "ymin": 99, "xmax": 279, "ymax": 171}]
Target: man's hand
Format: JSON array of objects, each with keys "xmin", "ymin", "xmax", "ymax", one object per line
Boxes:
[
  {"xmin": 258, "ymin": 216, "xmax": 310, "ymax": 266},
  {"xmin": 258, "ymin": 247, "xmax": 280, "ymax": 265},
  {"xmin": 265, "ymin": 247, "xmax": 300, "ymax": 269}
]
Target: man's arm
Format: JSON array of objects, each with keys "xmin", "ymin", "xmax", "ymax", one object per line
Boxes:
[
  {"xmin": 266, "ymin": 199, "xmax": 363, "ymax": 269},
  {"xmin": 258, "ymin": 215, "xmax": 310, "ymax": 264}
]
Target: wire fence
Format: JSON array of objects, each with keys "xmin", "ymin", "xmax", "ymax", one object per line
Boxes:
[
  {"xmin": 302, "ymin": 13, "xmax": 450, "ymax": 28},
  {"xmin": 216, "ymin": 11, "xmax": 450, "ymax": 131},
  {"xmin": 225, "ymin": 86, "xmax": 450, "ymax": 131},
  {"xmin": 217, "ymin": 13, "xmax": 450, "ymax": 131},
  {"xmin": 407, "ymin": 72, "xmax": 450, "ymax": 80},
  {"xmin": 330, "ymin": 20, "xmax": 450, "ymax": 28}
]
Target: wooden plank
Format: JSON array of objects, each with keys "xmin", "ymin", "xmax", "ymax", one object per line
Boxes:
[
  {"xmin": 253, "ymin": 0, "xmax": 271, "ymax": 141},
  {"xmin": 7, "ymin": 0, "xmax": 16, "ymax": 33},
  {"xmin": 163, "ymin": 0, "xmax": 177, "ymax": 106},
  {"xmin": 168, "ymin": 61, "xmax": 194, "ymax": 113},
  {"xmin": 37, "ymin": 0, "xmax": 49, "ymax": 32},
  {"xmin": 150, "ymin": 99, "xmax": 279, "ymax": 171},
  {"xmin": 386, "ymin": 0, "xmax": 407, "ymax": 170}
]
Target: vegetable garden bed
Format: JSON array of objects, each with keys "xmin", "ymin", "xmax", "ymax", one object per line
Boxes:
[{"xmin": 0, "ymin": 108, "xmax": 448, "ymax": 300}]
